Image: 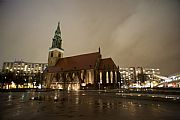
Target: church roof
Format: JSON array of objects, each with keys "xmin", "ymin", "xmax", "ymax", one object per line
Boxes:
[
  {"xmin": 99, "ymin": 58, "xmax": 118, "ymax": 70},
  {"xmin": 45, "ymin": 52, "xmax": 101, "ymax": 73}
]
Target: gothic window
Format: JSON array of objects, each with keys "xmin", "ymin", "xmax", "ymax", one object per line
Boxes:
[
  {"xmin": 72, "ymin": 73, "xmax": 75, "ymax": 79},
  {"xmin": 58, "ymin": 53, "xmax": 61, "ymax": 57},
  {"xmin": 53, "ymin": 77, "xmax": 56, "ymax": 82},
  {"xmin": 110, "ymin": 71, "xmax": 113, "ymax": 83},
  {"xmin": 59, "ymin": 73, "xmax": 63, "ymax": 82},
  {"xmin": 88, "ymin": 71, "xmax": 92, "ymax": 84},
  {"xmin": 100, "ymin": 72, "xmax": 102, "ymax": 84},
  {"xmin": 74, "ymin": 75, "xmax": 79, "ymax": 83},
  {"xmin": 66, "ymin": 73, "xmax": 68, "ymax": 79},
  {"xmin": 51, "ymin": 52, "xmax": 53, "ymax": 57},
  {"xmin": 115, "ymin": 72, "xmax": 117, "ymax": 83},
  {"xmin": 81, "ymin": 71, "xmax": 83, "ymax": 80},
  {"xmin": 106, "ymin": 71, "xmax": 109, "ymax": 83}
]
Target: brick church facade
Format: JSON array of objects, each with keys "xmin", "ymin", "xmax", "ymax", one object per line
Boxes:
[{"xmin": 44, "ymin": 22, "xmax": 121, "ymax": 90}]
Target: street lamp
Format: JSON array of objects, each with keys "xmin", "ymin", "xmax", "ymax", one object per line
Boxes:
[
  {"xmin": 118, "ymin": 82, "xmax": 120, "ymax": 92},
  {"xmin": 98, "ymin": 82, "xmax": 100, "ymax": 91}
]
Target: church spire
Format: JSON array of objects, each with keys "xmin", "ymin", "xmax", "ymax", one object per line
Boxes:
[
  {"xmin": 48, "ymin": 22, "xmax": 64, "ymax": 67},
  {"xmin": 51, "ymin": 22, "xmax": 63, "ymax": 50},
  {"xmin": 56, "ymin": 22, "xmax": 61, "ymax": 35}
]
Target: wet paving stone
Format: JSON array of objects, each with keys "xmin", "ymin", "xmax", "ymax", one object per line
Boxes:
[{"xmin": 0, "ymin": 91, "xmax": 180, "ymax": 120}]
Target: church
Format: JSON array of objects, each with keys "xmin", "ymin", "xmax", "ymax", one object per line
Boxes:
[{"xmin": 44, "ymin": 22, "xmax": 121, "ymax": 90}]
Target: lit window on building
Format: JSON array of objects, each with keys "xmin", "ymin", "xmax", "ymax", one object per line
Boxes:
[
  {"xmin": 88, "ymin": 71, "xmax": 91, "ymax": 84},
  {"xmin": 100, "ymin": 72, "xmax": 102, "ymax": 84},
  {"xmin": 110, "ymin": 71, "xmax": 113, "ymax": 83},
  {"xmin": 106, "ymin": 72, "xmax": 109, "ymax": 83}
]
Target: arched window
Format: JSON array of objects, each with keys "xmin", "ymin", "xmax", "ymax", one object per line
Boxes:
[
  {"xmin": 100, "ymin": 72, "xmax": 102, "ymax": 84},
  {"xmin": 51, "ymin": 52, "xmax": 53, "ymax": 57},
  {"xmin": 106, "ymin": 71, "xmax": 109, "ymax": 83},
  {"xmin": 88, "ymin": 71, "xmax": 91, "ymax": 84},
  {"xmin": 115, "ymin": 71, "xmax": 117, "ymax": 83},
  {"xmin": 110, "ymin": 71, "xmax": 113, "ymax": 83},
  {"xmin": 58, "ymin": 53, "xmax": 61, "ymax": 57}
]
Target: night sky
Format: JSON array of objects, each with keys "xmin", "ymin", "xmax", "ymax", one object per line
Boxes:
[{"xmin": 0, "ymin": 0, "xmax": 180, "ymax": 76}]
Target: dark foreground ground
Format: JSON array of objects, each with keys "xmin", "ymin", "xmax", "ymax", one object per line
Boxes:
[{"xmin": 0, "ymin": 91, "xmax": 180, "ymax": 120}]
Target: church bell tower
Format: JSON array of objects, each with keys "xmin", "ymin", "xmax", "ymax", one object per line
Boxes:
[{"xmin": 48, "ymin": 22, "xmax": 64, "ymax": 66}]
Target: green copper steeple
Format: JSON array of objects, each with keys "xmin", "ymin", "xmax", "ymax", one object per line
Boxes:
[{"xmin": 51, "ymin": 22, "xmax": 63, "ymax": 50}]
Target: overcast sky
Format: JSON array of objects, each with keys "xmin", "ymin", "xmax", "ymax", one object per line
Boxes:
[{"xmin": 0, "ymin": 0, "xmax": 180, "ymax": 75}]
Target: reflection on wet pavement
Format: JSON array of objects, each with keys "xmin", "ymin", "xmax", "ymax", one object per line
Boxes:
[{"xmin": 0, "ymin": 91, "xmax": 180, "ymax": 120}]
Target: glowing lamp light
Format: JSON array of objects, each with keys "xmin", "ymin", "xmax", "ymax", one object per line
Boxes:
[
  {"xmin": 11, "ymin": 81, "xmax": 16, "ymax": 88},
  {"xmin": 81, "ymin": 83, "xmax": 86, "ymax": 87}
]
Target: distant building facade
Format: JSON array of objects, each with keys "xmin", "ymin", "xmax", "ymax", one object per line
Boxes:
[
  {"xmin": 167, "ymin": 72, "xmax": 180, "ymax": 88},
  {"xmin": 120, "ymin": 67, "xmax": 160, "ymax": 87},
  {"xmin": 168, "ymin": 72, "xmax": 180, "ymax": 81},
  {"xmin": 44, "ymin": 22, "xmax": 121, "ymax": 90},
  {"xmin": 2, "ymin": 61, "xmax": 47, "ymax": 74},
  {"xmin": 1, "ymin": 61, "xmax": 47, "ymax": 89}
]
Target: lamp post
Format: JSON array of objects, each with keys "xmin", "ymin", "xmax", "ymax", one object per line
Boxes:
[
  {"xmin": 98, "ymin": 82, "xmax": 100, "ymax": 91},
  {"xmin": 118, "ymin": 82, "xmax": 120, "ymax": 92}
]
